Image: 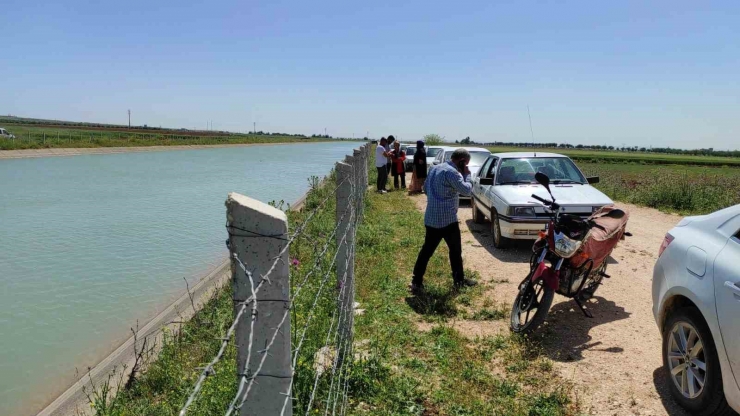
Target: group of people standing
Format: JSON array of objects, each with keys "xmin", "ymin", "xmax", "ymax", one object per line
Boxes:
[{"xmin": 374, "ymin": 136, "xmax": 428, "ymax": 194}]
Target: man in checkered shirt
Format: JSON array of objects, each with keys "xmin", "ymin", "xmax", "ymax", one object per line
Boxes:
[{"xmin": 411, "ymin": 148, "xmax": 478, "ymax": 293}]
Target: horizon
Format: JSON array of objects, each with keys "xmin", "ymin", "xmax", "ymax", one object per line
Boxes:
[{"xmin": 3, "ymin": 1, "xmax": 739, "ymax": 150}]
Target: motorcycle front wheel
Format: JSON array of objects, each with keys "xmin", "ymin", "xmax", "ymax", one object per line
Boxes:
[{"xmin": 510, "ymin": 274, "xmax": 555, "ymax": 334}]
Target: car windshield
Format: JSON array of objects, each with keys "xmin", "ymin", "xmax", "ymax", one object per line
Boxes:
[
  {"xmin": 427, "ymin": 148, "xmax": 443, "ymax": 157},
  {"xmin": 444, "ymin": 151, "xmax": 490, "ymax": 165},
  {"xmin": 405, "ymin": 147, "xmax": 416, "ymax": 156},
  {"xmin": 497, "ymin": 157, "xmax": 586, "ymax": 185}
]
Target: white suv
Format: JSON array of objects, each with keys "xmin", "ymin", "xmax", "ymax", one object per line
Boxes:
[
  {"xmin": 652, "ymin": 204, "xmax": 740, "ymax": 415},
  {"xmin": 0, "ymin": 127, "xmax": 15, "ymax": 139}
]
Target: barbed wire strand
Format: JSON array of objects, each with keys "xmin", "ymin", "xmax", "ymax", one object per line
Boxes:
[
  {"xmin": 290, "ymin": 225, "xmax": 355, "ymax": 415},
  {"xmin": 227, "ymin": 200, "xmax": 356, "ymax": 416},
  {"xmin": 323, "ymin": 234, "xmax": 356, "ymax": 416},
  {"xmin": 178, "ymin": 162, "xmax": 363, "ymax": 415},
  {"xmin": 179, "ymin": 178, "xmax": 349, "ymax": 416},
  {"xmin": 282, "ymin": 234, "xmax": 353, "ymax": 415},
  {"xmin": 222, "ymin": 192, "xmax": 356, "ymax": 416}
]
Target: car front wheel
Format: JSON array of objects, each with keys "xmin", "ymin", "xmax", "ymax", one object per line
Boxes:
[
  {"xmin": 491, "ymin": 210, "xmax": 510, "ymax": 249},
  {"xmin": 662, "ymin": 307, "xmax": 732, "ymax": 415}
]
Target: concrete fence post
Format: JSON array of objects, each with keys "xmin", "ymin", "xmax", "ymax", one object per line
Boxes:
[
  {"xmin": 225, "ymin": 193, "xmax": 292, "ymax": 416},
  {"xmin": 353, "ymin": 149, "xmax": 363, "ymax": 222},
  {"xmin": 335, "ymin": 161, "xmax": 355, "ymax": 362}
]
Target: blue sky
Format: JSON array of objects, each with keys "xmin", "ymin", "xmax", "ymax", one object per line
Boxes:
[{"xmin": 2, "ymin": 0, "xmax": 738, "ymax": 149}]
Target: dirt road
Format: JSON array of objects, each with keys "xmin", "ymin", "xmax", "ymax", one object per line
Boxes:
[{"xmin": 407, "ymin": 183, "xmax": 687, "ymax": 415}]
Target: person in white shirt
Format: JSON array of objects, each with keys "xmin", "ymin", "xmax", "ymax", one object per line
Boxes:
[{"xmin": 375, "ymin": 137, "xmax": 391, "ymax": 193}]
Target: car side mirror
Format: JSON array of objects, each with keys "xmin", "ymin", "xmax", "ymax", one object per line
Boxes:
[
  {"xmin": 587, "ymin": 176, "xmax": 600, "ymax": 184},
  {"xmin": 479, "ymin": 177, "xmax": 494, "ymax": 186}
]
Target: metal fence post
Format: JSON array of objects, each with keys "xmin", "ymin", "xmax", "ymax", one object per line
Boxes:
[
  {"xmin": 225, "ymin": 193, "xmax": 292, "ymax": 416},
  {"xmin": 335, "ymin": 160, "xmax": 355, "ymax": 364}
]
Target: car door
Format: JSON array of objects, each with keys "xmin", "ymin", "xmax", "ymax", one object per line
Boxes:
[
  {"xmin": 714, "ymin": 228, "xmax": 740, "ymax": 387},
  {"xmin": 473, "ymin": 157, "xmax": 493, "ymax": 193},
  {"xmin": 483, "ymin": 157, "xmax": 499, "ymax": 209}
]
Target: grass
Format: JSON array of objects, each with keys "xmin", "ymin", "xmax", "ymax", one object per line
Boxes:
[
  {"xmin": 346, "ymin": 184, "xmax": 575, "ymax": 415},
  {"xmin": 0, "ymin": 124, "xmax": 354, "ymax": 150},
  {"xmin": 82, "ymin": 166, "xmax": 575, "ymax": 415},
  {"xmin": 484, "ymin": 145, "xmax": 740, "ymax": 167},
  {"xmin": 579, "ymin": 162, "xmax": 740, "ymax": 215}
]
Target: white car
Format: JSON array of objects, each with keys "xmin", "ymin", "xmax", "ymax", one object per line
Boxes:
[
  {"xmin": 403, "ymin": 145, "xmax": 417, "ymax": 172},
  {"xmin": 430, "ymin": 146, "xmax": 492, "ymax": 177},
  {"xmin": 470, "ymin": 152, "xmax": 611, "ymax": 248},
  {"xmin": 652, "ymin": 204, "xmax": 740, "ymax": 415},
  {"xmin": 426, "ymin": 146, "xmax": 445, "ymax": 166},
  {"xmin": 0, "ymin": 127, "xmax": 15, "ymax": 139}
]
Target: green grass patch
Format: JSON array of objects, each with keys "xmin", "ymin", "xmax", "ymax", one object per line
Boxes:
[
  {"xmin": 579, "ymin": 162, "xmax": 740, "ymax": 215},
  {"xmin": 347, "ymin": 188, "xmax": 576, "ymax": 415}
]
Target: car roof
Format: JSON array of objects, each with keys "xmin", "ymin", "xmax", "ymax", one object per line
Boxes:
[{"xmin": 491, "ymin": 152, "xmax": 567, "ymax": 159}]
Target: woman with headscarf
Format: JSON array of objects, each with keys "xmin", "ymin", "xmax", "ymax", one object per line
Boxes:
[{"xmin": 408, "ymin": 140, "xmax": 427, "ymax": 194}]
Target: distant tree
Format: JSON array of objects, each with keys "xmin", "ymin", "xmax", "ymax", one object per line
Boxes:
[
  {"xmin": 460, "ymin": 136, "xmax": 472, "ymax": 145},
  {"xmin": 455, "ymin": 139, "xmax": 459, "ymax": 143},
  {"xmin": 423, "ymin": 134, "xmax": 444, "ymax": 146}
]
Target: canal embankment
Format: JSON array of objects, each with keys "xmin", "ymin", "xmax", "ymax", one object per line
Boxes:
[{"xmin": 0, "ymin": 141, "xmax": 357, "ymax": 159}]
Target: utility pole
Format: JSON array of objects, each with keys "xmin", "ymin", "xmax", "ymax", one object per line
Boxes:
[
  {"xmin": 324, "ymin": 127, "xmax": 327, "ymax": 137},
  {"xmin": 128, "ymin": 110, "xmax": 131, "ymax": 128},
  {"xmin": 253, "ymin": 122, "xmax": 256, "ymax": 134}
]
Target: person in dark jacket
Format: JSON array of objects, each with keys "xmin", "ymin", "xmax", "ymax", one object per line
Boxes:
[
  {"xmin": 391, "ymin": 141, "xmax": 406, "ymax": 189},
  {"xmin": 408, "ymin": 140, "xmax": 427, "ymax": 194}
]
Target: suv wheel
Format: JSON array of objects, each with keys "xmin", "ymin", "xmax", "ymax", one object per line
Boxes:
[
  {"xmin": 491, "ymin": 210, "xmax": 510, "ymax": 249},
  {"xmin": 662, "ymin": 307, "xmax": 732, "ymax": 415}
]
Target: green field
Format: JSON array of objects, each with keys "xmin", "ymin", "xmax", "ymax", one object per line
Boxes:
[
  {"xmin": 578, "ymin": 163, "xmax": 740, "ymax": 215},
  {"xmin": 0, "ymin": 123, "xmax": 349, "ymax": 150},
  {"xmin": 484, "ymin": 145, "xmax": 740, "ymax": 167}
]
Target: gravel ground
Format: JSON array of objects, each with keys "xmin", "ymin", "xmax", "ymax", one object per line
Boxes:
[{"xmin": 404, "ymin": 174, "xmax": 690, "ymax": 415}]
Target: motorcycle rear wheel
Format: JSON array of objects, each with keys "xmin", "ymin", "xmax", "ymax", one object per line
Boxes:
[{"xmin": 510, "ymin": 274, "xmax": 555, "ymax": 334}]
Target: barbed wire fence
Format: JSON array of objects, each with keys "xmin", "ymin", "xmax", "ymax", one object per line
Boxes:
[{"xmin": 179, "ymin": 143, "xmax": 372, "ymax": 415}]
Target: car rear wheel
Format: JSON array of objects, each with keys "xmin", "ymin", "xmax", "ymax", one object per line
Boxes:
[
  {"xmin": 472, "ymin": 201, "xmax": 484, "ymax": 224},
  {"xmin": 662, "ymin": 307, "xmax": 732, "ymax": 415},
  {"xmin": 491, "ymin": 210, "xmax": 510, "ymax": 249}
]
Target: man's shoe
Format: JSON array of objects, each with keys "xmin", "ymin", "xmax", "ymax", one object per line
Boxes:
[
  {"xmin": 409, "ymin": 283, "xmax": 425, "ymax": 295},
  {"xmin": 453, "ymin": 278, "xmax": 478, "ymax": 289}
]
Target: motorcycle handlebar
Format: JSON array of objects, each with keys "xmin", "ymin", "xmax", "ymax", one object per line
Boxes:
[{"xmin": 531, "ymin": 194, "xmax": 552, "ymax": 205}]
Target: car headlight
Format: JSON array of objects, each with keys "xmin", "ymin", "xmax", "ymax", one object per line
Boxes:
[
  {"xmin": 553, "ymin": 232, "xmax": 583, "ymax": 258},
  {"xmin": 511, "ymin": 206, "xmax": 535, "ymax": 217}
]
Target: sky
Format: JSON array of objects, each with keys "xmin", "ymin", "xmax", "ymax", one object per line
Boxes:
[{"xmin": 2, "ymin": 0, "xmax": 739, "ymax": 149}]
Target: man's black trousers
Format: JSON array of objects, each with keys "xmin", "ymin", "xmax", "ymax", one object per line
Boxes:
[{"xmin": 412, "ymin": 222, "xmax": 464, "ymax": 285}]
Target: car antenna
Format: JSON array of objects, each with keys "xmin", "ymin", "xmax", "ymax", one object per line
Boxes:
[{"xmin": 527, "ymin": 104, "xmax": 536, "ymax": 157}]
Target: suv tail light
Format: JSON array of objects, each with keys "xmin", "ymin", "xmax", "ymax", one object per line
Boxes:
[{"xmin": 658, "ymin": 233, "xmax": 674, "ymax": 258}]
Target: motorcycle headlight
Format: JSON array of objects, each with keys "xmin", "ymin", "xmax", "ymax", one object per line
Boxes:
[
  {"xmin": 553, "ymin": 232, "xmax": 582, "ymax": 258},
  {"xmin": 511, "ymin": 206, "xmax": 535, "ymax": 217}
]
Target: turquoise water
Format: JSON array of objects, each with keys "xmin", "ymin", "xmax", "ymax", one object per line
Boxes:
[{"xmin": 0, "ymin": 142, "xmax": 359, "ymax": 415}]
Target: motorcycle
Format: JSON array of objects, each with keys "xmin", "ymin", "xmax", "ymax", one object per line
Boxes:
[{"xmin": 510, "ymin": 172, "xmax": 630, "ymax": 334}]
